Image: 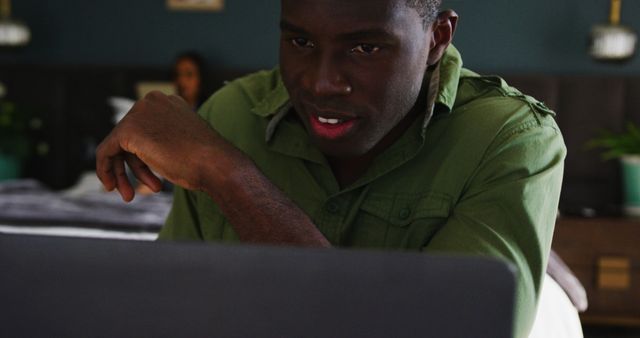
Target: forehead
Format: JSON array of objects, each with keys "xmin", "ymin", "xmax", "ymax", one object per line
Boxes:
[{"xmin": 280, "ymin": 0, "xmax": 421, "ymax": 34}]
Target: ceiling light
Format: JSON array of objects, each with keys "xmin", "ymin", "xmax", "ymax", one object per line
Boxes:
[
  {"xmin": 589, "ymin": 0, "xmax": 637, "ymax": 62},
  {"xmin": 0, "ymin": 0, "xmax": 30, "ymax": 47}
]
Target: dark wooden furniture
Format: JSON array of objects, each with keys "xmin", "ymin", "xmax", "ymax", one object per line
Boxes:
[{"xmin": 553, "ymin": 217, "xmax": 640, "ymax": 326}]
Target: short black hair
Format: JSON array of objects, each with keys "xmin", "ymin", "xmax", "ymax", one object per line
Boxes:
[{"xmin": 406, "ymin": 0, "xmax": 442, "ymax": 24}]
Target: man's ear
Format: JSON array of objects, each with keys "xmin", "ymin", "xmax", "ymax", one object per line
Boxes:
[{"xmin": 427, "ymin": 10, "xmax": 458, "ymax": 66}]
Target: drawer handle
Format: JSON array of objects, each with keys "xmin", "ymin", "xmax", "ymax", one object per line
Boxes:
[{"xmin": 597, "ymin": 256, "xmax": 631, "ymax": 290}]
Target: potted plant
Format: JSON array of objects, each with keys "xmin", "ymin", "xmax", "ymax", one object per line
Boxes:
[
  {"xmin": 0, "ymin": 97, "xmax": 32, "ymax": 180},
  {"xmin": 588, "ymin": 122, "xmax": 640, "ymax": 216}
]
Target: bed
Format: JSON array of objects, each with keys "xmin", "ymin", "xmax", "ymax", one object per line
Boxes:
[{"xmin": 0, "ymin": 178, "xmax": 167, "ymax": 240}]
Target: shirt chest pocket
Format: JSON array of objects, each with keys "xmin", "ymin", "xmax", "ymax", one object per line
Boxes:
[{"xmin": 356, "ymin": 192, "xmax": 452, "ymax": 249}]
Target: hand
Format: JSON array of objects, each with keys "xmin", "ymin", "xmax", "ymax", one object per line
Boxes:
[
  {"xmin": 96, "ymin": 91, "xmax": 222, "ymax": 202},
  {"xmin": 103, "ymin": 94, "xmax": 331, "ymax": 247}
]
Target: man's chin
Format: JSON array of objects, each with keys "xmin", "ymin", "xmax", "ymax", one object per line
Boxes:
[{"xmin": 315, "ymin": 140, "xmax": 370, "ymax": 159}]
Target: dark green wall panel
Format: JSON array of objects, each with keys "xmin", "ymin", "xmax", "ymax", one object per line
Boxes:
[{"xmin": 1, "ymin": 0, "xmax": 639, "ymax": 74}]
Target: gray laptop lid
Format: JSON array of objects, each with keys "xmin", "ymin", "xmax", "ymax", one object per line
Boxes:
[{"xmin": 0, "ymin": 234, "xmax": 515, "ymax": 338}]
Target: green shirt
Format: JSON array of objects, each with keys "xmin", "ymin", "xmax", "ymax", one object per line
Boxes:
[{"xmin": 159, "ymin": 46, "xmax": 566, "ymax": 338}]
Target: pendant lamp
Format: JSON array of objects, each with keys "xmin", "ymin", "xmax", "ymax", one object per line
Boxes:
[
  {"xmin": 0, "ymin": 0, "xmax": 31, "ymax": 47},
  {"xmin": 589, "ymin": 0, "xmax": 637, "ymax": 62}
]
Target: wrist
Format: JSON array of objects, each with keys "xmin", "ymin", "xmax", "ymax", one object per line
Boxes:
[{"xmin": 195, "ymin": 140, "xmax": 253, "ymax": 201}]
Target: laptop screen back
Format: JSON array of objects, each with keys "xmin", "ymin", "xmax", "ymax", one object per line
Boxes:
[{"xmin": 0, "ymin": 234, "xmax": 515, "ymax": 338}]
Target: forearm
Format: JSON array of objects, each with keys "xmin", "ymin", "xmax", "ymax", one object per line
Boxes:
[
  {"xmin": 200, "ymin": 145, "xmax": 331, "ymax": 248},
  {"xmin": 94, "ymin": 89, "xmax": 328, "ymax": 247}
]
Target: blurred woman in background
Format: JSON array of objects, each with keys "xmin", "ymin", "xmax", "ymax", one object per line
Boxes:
[{"xmin": 172, "ymin": 51, "xmax": 207, "ymax": 111}]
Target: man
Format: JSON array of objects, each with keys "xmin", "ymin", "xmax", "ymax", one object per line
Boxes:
[{"xmin": 96, "ymin": 1, "xmax": 566, "ymax": 337}]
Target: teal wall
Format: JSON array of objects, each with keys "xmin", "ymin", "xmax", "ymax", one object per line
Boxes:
[
  {"xmin": 2, "ymin": 0, "xmax": 281, "ymax": 69},
  {"xmin": 2, "ymin": 0, "xmax": 640, "ymax": 74},
  {"xmin": 446, "ymin": 0, "xmax": 640, "ymax": 74}
]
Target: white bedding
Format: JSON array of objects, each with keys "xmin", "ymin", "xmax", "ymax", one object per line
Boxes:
[
  {"xmin": 0, "ymin": 224, "xmax": 158, "ymax": 241},
  {"xmin": 529, "ymin": 274, "xmax": 584, "ymax": 338}
]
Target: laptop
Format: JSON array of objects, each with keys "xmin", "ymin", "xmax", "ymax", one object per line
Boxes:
[{"xmin": 0, "ymin": 234, "xmax": 516, "ymax": 338}]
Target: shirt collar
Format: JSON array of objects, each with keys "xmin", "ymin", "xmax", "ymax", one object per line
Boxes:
[
  {"xmin": 435, "ymin": 45, "xmax": 463, "ymax": 114},
  {"xmin": 257, "ymin": 45, "xmax": 464, "ymax": 143}
]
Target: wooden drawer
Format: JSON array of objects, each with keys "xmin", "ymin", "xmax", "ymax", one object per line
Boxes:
[{"xmin": 553, "ymin": 217, "xmax": 640, "ymax": 326}]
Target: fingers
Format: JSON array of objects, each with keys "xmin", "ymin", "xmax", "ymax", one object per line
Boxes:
[
  {"xmin": 96, "ymin": 137, "xmax": 118, "ymax": 192},
  {"xmin": 96, "ymin": 100, "xmax": 162, "ymax": 202},
  {"xmin": 113, "ymin": 155, "xmax": 135, "ymax": 202},
  {"xmin": 97, "ymin": 92, "xmax": 197, "ymax": 199},
  {"xmin": 96, "ymin": 134, "xmax": 134, "ymax": 202},
  {"xmin": 125, "ymin": 154, "xmax": 162, "ymax": 193}
]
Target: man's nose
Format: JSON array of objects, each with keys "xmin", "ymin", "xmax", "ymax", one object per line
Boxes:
[{"xmin": 302, "ymin": 54, "xmax": 352, "ymax": 97}]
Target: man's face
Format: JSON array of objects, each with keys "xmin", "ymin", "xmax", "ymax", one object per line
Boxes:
[{"xmin": 280, "ymin": 0, "xmax": 432, "ymax": 158}]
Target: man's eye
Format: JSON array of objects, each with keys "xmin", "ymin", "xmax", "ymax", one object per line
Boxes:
[
  {"xmin": 350, "ymin": 44, "xmax": 380, "ymax": 55},
  {"xmin": 291, "ymin": 37, "xmax": 314, "ymax": 48}
]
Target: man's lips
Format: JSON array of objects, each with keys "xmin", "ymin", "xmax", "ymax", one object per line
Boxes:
[
  {"xmin": 299, "ymin": 100, "xmax": 361, "ymax": 140},
  {"xmin": 308, "ymin": 112, "xmax": 358, "ymax": 140}
]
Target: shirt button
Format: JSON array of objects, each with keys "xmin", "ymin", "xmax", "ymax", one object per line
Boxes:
[
  {"xmin": 398, "ymin": 208, "xmax": 411, "ymax": 220},
  {"xmin": 326, "ymin": 201, "xmax": 340, "ymax": 214}
]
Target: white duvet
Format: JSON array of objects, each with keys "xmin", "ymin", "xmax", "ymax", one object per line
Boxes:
[{"xmin": 529, "ymin": 274, "xmax": 584, "ymax": 338}]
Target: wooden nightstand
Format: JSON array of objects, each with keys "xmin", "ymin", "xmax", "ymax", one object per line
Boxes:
[{"xmin": 553, "ymin": 217, "xmax": 640, "ymax": 326}]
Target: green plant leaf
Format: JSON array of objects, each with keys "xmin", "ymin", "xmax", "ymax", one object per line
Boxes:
[{"xmin": 586, "ymin": 122, "xmax": 640, "ymax": 160}]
